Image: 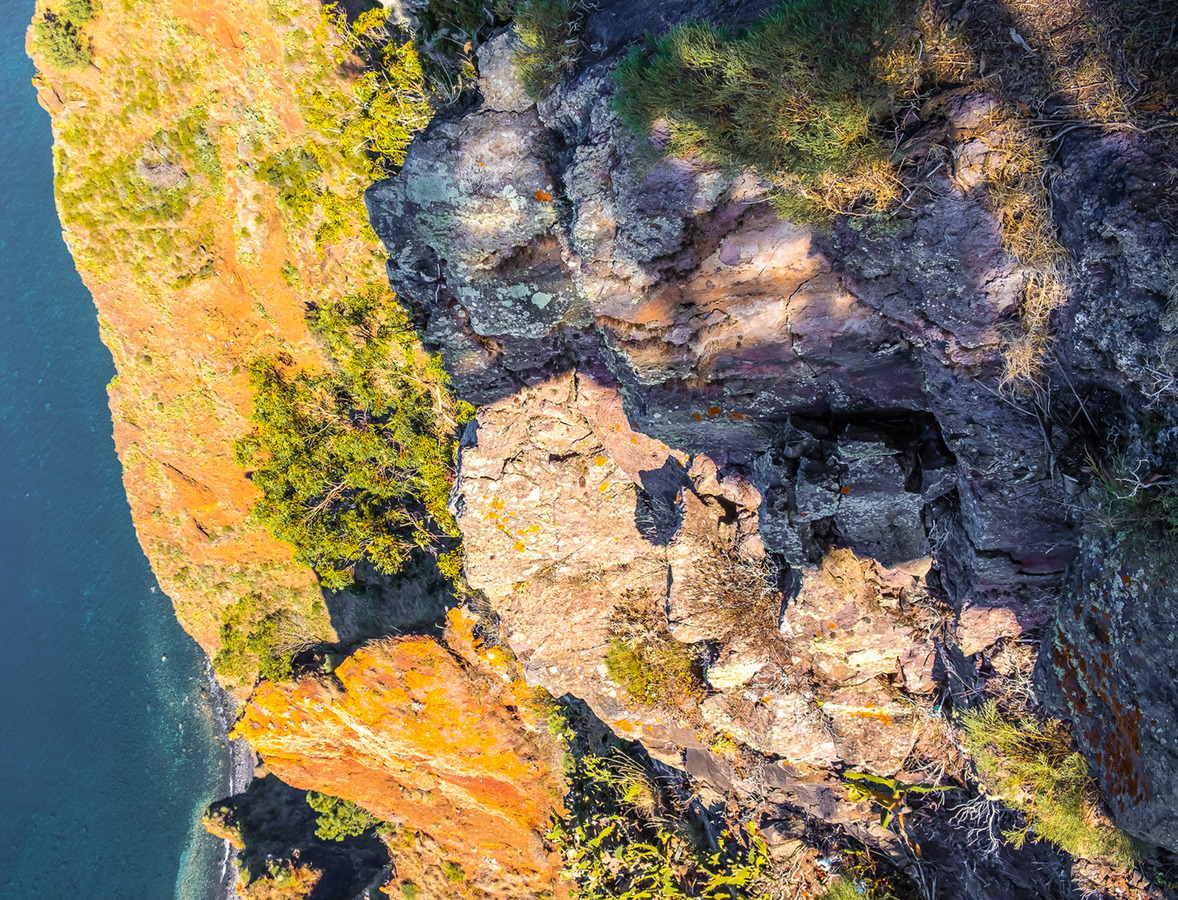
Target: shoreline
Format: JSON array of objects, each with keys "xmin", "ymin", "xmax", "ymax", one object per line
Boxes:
[{"xmin": 203, "ymin": 661, "xmax": 255, "ymax": 900}]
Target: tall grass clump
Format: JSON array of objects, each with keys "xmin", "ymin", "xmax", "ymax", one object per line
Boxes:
[
  {"xmin": 512, "ymin": 0, "xmax": 582, "ymax": 98},
  {"xmin": 960, "ymin": 701, "xmax": 1138, "ymax": 867},
  {"xmin": 612, "ymin": 0, "xmax": 917, "ymax": 222}
]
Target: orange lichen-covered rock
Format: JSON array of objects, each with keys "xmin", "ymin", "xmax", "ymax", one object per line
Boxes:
[
  {"xmin": 232, "ymin": 633, "xmax": 567, "ymax": 899},
  {"xmin": 27, "ymin": 0, "xmax": 379, "ymax": 653}
]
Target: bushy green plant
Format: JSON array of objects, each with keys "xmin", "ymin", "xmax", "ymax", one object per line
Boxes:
[
  {"xmin": 60, "ymin": 0, "xmax": 97, "ymax": 24},
  {"xmin": 235, "ymin": 284, "xmax": 461, "ymax": 590},
  {"xmin": 820, "ymin": 881, "xmax": 870, "ymax": 900},
  {"xmin": 306, "ymin": 791, "xmax": 379, "ymax": 841},
  {"xmin": 612, "ymin": 0, "xmax": 917, "ymax": 221},
  {"xmin": 33, "ymin": 12, "xmax": 92, "ymax": 71},
  {"xmin": 213, "ymin": 591, "xmax": 321, "ymax": 684},
  {"xmin": 605, "ymin": 590, "xmax": 706, "ymax": 713},
  {"xmin": 257, "ymin": 148, "xmax": 322, "ymax": 228},
  {"xmin": 308, "ymin": 7, "xmax": 435, "ymax": 178},
  {"xmin": 1092, "ymin": 453, "xmax": 1178, "ymax": 537},
  {"xmin": 605, "ymin": 637, "xmax": 702, "ymax": 707},
  {"xmin": 960, "ymin": 701, "xmax": 1138, "ymax": 866},
  {"xmin": 442, "ymin": 861, "xmax": 465, "ymax": 883},
  {"xmin": 549, "ymin": 753, "xmax": 772, "ymax": 899}
]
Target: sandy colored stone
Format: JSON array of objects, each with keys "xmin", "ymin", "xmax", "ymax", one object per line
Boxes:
[{"xmin": 957, "ymin": 604, "xmax": 1024, "ymax": 656}]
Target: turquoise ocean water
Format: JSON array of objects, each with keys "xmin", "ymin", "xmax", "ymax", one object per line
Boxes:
[{"xmin": 0, "ymin": 7, "xmax": 229, "ymax": 899}]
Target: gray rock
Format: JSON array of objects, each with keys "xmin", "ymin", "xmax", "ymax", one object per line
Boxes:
[
  {"xmin": 834, "ymin": 454, "xmax": 927, "ymax": 567},
  {"xmin": 478, "ymin": 29, "xmax": 531, "ymax": 113},
  {"xmin": 1050, "ymin": 529, "xmax": 1178, "ymax": 852}
]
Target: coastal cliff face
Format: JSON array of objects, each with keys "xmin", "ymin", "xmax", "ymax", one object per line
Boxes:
[
  {"xmin": 27, "ymin": 0, "xmax": 362, "ymax": 652},
  {"xmin": 365, "ymin": 14, "xmax": 1178, "ymax": 894},
  {"xmin": 28, "ymin": 0, "xmax": 1178, "ymax": 896},
  {"xmin": 232, "ymin": 612, "xmax": 568, "ymax": 899}
]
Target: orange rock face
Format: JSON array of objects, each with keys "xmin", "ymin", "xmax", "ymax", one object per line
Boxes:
[
  {"xmin": 26, "ymin": 0, "xmax": 387, "ymax": 652},
  {"xmin": 232, "ymin": 618, "xmax": 568, "ymax": 899}
]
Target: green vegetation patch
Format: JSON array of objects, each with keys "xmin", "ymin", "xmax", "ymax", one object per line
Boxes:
[
  {"xmin": 513, "ymin": 0, "xmax": 582, "ymax": 99},
  {"xmin": 212, "ymin": 587, "xmax": 329, "ymax": 685},
  {"xmin": 235, "ymin": 283, "xmax": 468, "ymax": 591},
  {"xmin": 299, "ymin": 7, "xmax": 434, "ymax": 182},
  {"xmin": 549, "ymin": 752, "xmax": 771, "ymax": 899},
  {"xmin": 612, "ymin": 0, "xmax": 917, "ymax": 222},
  {"xmin": 605, "ymin": 590, "xmax": 706, "ymax": 715},
  {"xmin": 32, "ymin": 0, "xmax": 97, "ymax": 71},
  {"xmin": 306, "ymin": 791, "xmax": 379, "ymax": 841},
  {"xmin": 257, "ymin": 148, "xmax": 322, "ymax": 228},
  {"xmin": 605, "ymin": 637, "xmax": 701, "ymax": 707},
  {"xmin": 960, "ymin": 701, "xmax": 1138, "ymax": 866}
]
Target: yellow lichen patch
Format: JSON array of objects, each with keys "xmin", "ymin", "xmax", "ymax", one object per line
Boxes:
[
  {"xmin": 232, "ymin": 637, "xmax": 568, "ymax": 897},
  {"xmin": 593, "ymin": 455, "xmax": 607, "ymax": 467}
]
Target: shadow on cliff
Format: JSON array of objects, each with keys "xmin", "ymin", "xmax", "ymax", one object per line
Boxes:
[
  {"xmin": 212, "ymin": 774, "xmax": 389, "ymax": 899},
  {"xmin": 318, "ymin": 553, "xmax": 455, "ymax": 655}
]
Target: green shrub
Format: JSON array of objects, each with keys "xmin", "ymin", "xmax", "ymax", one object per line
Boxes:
[
  {"xmin": 307, "ymin": 7, "xmax": 434, "ymax": 178},
  {"xmin": 306, "ymin": 791, "xmax": 378, "ymax": 841},
  {"xmin": 605, "ymin": 590, "xmax": 705, "ymax": 713},
  {"xmin": 442, "ymin": 861, "xmax": 465, "ymax": 883},
  {"xmin": 605, "ymin": 637, "xmax": 702, "ymax": 707},
  {"xmin": 512, "ymin": 0, "xmax": 582, "ymax": 98},
  {"xmin": 213, "ymin": 592, "xmax": 305, "ymax": 684},
  {"xmin": 960, "ymin": 701, "xmax": 1138, "ymax": 866},
  {"xmin": 548, "ymin": 752, "xmax": 772, "ymax": 899},
  {"xmin": 1092, "ymin": 453, "xmax": 1178, "ymax": 537},
  {"xmin": 612, "ymin": 0, "xmax": 917, "ymax": 221},
  {"xmin": 400, "ymin": 883, "xmax": 418, "ymax": 900},
  {"xmin": 60, "ymin": 0, "xmax": 97, "ymax": 24},
  {"xmin": 257, "ymin": 148, "xmax": 322, "ymax": 228},
  {"xmin": 33, "ymin": 12, "xmax": 92, "ymax": 71},
  {"xmin": 820, "ymin": 881, "xmax": 870, "ymax": 900},
  {"xmin": 235, "ymin": 284, "xmax": 461, "ymax": 590}
]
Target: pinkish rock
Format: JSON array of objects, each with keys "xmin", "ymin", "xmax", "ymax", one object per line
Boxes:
[{"xmin": 957, "ymin": 604, "xmax": 1023, "ymax": 656}]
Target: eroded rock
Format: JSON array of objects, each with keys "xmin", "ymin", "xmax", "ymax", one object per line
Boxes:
[
  {"xmin": 1052, "ymin": 530, "xmax": 1178, "ymax": 852},
  {"xmin": 231, "ymin": 617, "xmax": 567, "ymax": 900}
]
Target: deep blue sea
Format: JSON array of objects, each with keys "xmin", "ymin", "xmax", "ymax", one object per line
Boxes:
[{"xmin": 0, "ymin": 6, "xmax": 228, "ymax": 899}]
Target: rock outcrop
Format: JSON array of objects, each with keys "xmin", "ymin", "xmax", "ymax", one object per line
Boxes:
[
  {"xmin": 366, "ymin": 38, "xmax": 1072, "ymax": 628},
  {"xmin": 1052, "ymin": 529, "xmax": 1178, "ymax": 851},
  {"xmin": 204, "ymin": 774, "xmax": 391, "ymax": 900},
  {"xmin": 368, "ymin": 21, "xmax": 1178, "ymax": 888},
  {"xmin": 452, "ymin": 371, "xmax": 945, "ymax": 776},
  {"xmin": 232, "ymin": 613, "xmax": 568, "ymax": 900}
]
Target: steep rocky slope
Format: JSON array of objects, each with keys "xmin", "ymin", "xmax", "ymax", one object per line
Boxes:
[
  {"xmin": 366, "ymin": 11, "xmax": 1178, "ymax": 895},
  {"xmin": 27, "ymin": 0, "xmax": 390, "ymax": 653},
  {"xmin": 232, "ymin": 611, "xmax": 568, "ymax": 899},
  {"xmin": 27, "ymin": 0, "xmax": 1178, "ymax": 895}
]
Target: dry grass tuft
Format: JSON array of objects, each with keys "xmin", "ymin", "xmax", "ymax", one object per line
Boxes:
[
  {"xmin": 1001, "ymin": 269, "xmax": 1070, "ymax": 385},
  {"xmin": 679, "ymin": 553, "xmax": 788, "ymax": 658}
]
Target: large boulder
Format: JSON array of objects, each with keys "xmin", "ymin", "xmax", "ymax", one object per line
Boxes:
[{"xmin": 1051, "ymin": 529, "xmax": 1178, "ymax": 852}]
